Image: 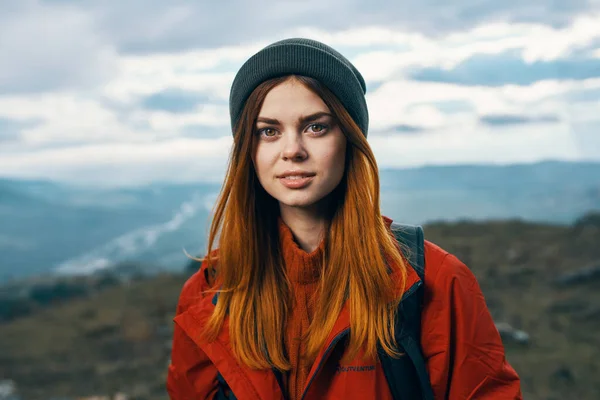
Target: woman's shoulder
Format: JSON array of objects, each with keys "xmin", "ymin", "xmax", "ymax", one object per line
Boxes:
[
  {"xmin": 423, "ymin": 240, "xmax": 479, "ymax": 291},
  {"xmin": 176, "ymin": 251, "xmax": 220, "ymax": 313},
  {"xmin": 383, "ymin": 216, "xmax": 476, "ymax": 290}
]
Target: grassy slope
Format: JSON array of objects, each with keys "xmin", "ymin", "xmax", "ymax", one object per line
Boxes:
[{"xmin": 1, "ymin": 217, "xmax": 599, "ymax": 399}]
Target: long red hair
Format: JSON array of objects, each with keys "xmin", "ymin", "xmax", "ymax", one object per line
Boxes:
[{"xmin": 200, "ymin": 75, "xmax": 409, "ymax": 370}]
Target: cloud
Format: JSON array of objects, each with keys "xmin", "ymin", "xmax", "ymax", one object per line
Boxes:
[
  {"xmin": 101, "ymin": 55, "xmax": 239, "ymax": 104},
  {"xmin": 390, "ymin": 125, "xmax": 426, "ymax": 134},
  {"xmin": 35, "ymin": 0, "xmax": 332, "ymax": 53},
  {"xmin": 141, "ymin": 89, "xmax": 211, "ymax": 113},
  {"xmin": 0, "ymin": 124, "xmax": 590, "ymax": 187},
  {"xmin": 0, "ymin": 118, "xmax": 39, "ymax": 142},
  {"xmin": 367, "ymin": 77, "xmax": 600, "ymax": 131},
  {"xmin": 368, "ymin": 126, "xmax": 584, "ymax": 168},
  {"xmin": 0, "ymin": 2, "xmax": 599, "ymax": 186},
  {"xmin": 480, "ymin": 113, "xmax": 560, "ymax": 126},
  {"xmin": 563, "ymin": 86, "xmax": 600, "ymax": 102},
  {"xmin": 569, "ymin": 120, "xmax": 600, "ymax": 159},
  {"xmin": 0, "ymin": 89, "xmax": 230, "ymax": 148},
  {"xmin": 0, "ymin": 137, "xmax": 233, "ymax": 186},
  {"xmin": 369, "ymin": 124, "xmax": 427, "ymax": 136},
  {"xmin": 30, "ymin": 0, "xmax": 594, "ymax": 54},
  {"xmin": 344, "ymin": 0, "xmax": 592, "ymax": 36},
  {"xmin": 2, "ymin": 2, "xmax": 598, "ymax": 97},
  {"xmin": 410, "ymin": 51, "xmax": 600, "ymax": 86},
  {"xmin": 0, "ymin": 2, "xmax": 118, "ymax": 94},
  {"xmin": 130, "ymin": 105, "xmax": 230, "ymax": 133},
  {"xmin": 180, "ymin": 125, "xmax": 230, "ymax": 139},
  {"xmin": 344, "ymin": 13, "xmax": 600, "ymax": 84},
  {"xmin": 430, "ymin": 100, "xmax": 474, "ymax": 114},
  {"xmin": 0, "ymin": 93, "xmax": 149, "ymax": 147}
]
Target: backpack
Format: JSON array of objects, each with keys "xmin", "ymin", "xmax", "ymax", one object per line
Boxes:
[
  {"xmin": 214, "ymin": 223, "xmax": 435, "ymax": 400},
  {"xmin": 379, "ymin": 222, "xmax": 435, "ymax": 400}
]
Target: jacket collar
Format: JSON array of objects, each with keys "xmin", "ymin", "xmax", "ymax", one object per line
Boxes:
[{"xmin": 174, "ymin": 293, "xmax": 287, "ymax": 400}]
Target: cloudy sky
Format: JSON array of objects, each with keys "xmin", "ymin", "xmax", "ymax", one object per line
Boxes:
[{"xmin": 1, "ymin": 0, "xmax": 599, "ymax": 186}]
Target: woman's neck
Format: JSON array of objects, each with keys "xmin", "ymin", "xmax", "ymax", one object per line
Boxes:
[{"xmin": 279, "ymin": 206, "xmax": 327, "ymax": 253}]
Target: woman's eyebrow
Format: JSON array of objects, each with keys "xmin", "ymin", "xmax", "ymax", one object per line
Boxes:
[{"xmin": 256, "ymin": 111, "xmax": 333, "ymax": 126}]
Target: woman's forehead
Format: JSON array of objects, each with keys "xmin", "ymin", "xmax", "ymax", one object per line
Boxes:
[{"xmin": 258, "ymin": 81, "xmax": 329, "ymax": 120}]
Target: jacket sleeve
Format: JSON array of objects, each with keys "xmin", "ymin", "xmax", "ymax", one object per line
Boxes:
[
  {"xmin": 167, "ymin": 261, "xmax": 220, "ymax": 400},
  {"xmin": 421, "ymin": 252, "xmax": 523, "ymax": 399}
]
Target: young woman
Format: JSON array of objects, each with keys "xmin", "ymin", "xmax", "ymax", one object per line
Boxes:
[{"xmin": 167, "ymin": 38, "xmax": 522, "ymax": 399}]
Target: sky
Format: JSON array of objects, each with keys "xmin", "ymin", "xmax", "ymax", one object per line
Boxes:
[{"xmin": 0, "ymin": 0, "xmax": 599, "ymax": 187}]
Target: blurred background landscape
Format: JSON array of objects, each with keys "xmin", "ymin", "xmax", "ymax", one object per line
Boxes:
[
  {"xmin": 1, "ymin": 162, "xmax": 599, "ymax": 400},
  {"xmin": 1, "ymin": 0, "xmax": 600, "ymax": 399}
]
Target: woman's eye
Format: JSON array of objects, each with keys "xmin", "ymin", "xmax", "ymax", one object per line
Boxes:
[
  {"xmin": 309, "ymin": 123, "xmax": 328, "ymax": 134},
  {"xmin": 256, "ymin": 124, "xmax": 328, "ymax": 138},
  {"xmin": 258, "ymin": 128, "xmax": 277, "ymax": 137}
]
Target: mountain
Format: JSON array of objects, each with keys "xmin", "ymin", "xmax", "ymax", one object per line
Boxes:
[
  {"xmin": 0, "ymin": 160, "xmax": 598, "ymax": 282},
  {"xmin": 0, "ymin": 179, "xmax": 219, "ymax": 281},
  {"xmin": 379, "ymin": 161, "xmax": 600, "ymax": 224}
]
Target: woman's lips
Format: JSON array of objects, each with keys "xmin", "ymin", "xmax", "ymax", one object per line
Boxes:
[{"xmin": 278, "ymin": 175, "xmax": 315, "ymax": 189}]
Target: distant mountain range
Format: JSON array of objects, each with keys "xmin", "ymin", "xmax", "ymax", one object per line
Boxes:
[
  {"xmin": 0, "ymin": 180, "xmax": 218, "ymax": 282},
  {"xmin": 1, "ymin": 160, "xmax": 598, "ymax": 282},
  {"xmin": 379, "ymin": 161, "xmax": 600, "ymax": 224}
]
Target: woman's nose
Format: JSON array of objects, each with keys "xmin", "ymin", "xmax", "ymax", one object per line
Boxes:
[{"xmin": 282, "ymin": 134, "xmax": 308, "ymax": 161}]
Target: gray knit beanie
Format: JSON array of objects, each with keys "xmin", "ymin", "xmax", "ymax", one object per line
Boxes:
[{"xmin": 229, "ymin": 38, "xmax": 369, "ymax": 137}]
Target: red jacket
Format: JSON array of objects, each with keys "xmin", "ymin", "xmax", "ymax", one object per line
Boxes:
[{"xmin": 167, "ymin": 239, "xmax": 522, "ymax": 399}]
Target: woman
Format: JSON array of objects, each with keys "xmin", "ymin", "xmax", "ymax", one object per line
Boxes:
[{"xmin": 167, "ymin": 38, "xmax": 522, "ymax": 399}]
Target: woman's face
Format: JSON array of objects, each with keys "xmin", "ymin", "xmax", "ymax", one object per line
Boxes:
[{"xmin": 252, "ymin": 79, "xmax": 347, "ymax": 213}]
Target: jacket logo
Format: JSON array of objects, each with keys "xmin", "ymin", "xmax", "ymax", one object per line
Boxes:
[{"xmin": 335, "ymin": 364, "xmax": 376, "ymax": 373}]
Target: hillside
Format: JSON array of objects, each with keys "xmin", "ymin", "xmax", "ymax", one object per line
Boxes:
[
  {"xmin": 0, "ymin": 213, "xmax": 599, "ymax": 399},
  {"xmin": 0, "ymin": 179, "xmax": 217, "ymax": 281},
  {"xmin": 1, "ymin": 160, "xmax": 599, "ymax": 282}
]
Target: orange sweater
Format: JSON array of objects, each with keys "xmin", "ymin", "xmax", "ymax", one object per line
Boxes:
[{"xmin": 278, "ymin": 218, "xmax": 325, "ymax": 400}]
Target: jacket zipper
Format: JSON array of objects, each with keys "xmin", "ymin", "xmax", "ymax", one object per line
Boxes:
[
  {"xmin": 298, "ymin": 280, "xmax": 422, "ymax": 399},
  {"xmin": 300, "ymin": 328, "xmax": 350, "ymax": 400},
  {"xmin": 401, "ymin": 280, "xmax": 422, "ymax": 302}
]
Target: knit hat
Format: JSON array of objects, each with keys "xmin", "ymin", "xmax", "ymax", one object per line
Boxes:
[{"xmin": 229, "ymin": 38, "xmax": 369, "ymax": 137}]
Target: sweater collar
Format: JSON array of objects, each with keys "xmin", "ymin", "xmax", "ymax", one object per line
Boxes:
[
  {"xmin": 276, "ymin": 216, "xmax": 396, "ymax": 285},
  {"xmin": 278, "ymin": 217, "xmax": 325, "ymax": 285}
]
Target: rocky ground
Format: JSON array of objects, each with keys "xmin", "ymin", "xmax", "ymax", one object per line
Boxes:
[{"xmin": 0, "ymin": 213, "xmax": 599, "ymax": 400}]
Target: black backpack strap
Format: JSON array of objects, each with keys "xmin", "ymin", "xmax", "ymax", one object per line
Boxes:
[
  {"xmin": 215, "ymin": 372, "xmax": 238, "ymax": 399},
  {"xmin": 378, "ymin": 223, "xmax": 434, "ymax": 400},
  {"xmin": 390, "ymin": 222, "xmax": 425, "ymax": 281}
]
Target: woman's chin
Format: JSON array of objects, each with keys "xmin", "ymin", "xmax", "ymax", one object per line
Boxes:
[{"xmin": 276, "ymin": 194, "xmax": 319, "ymax": 210}]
